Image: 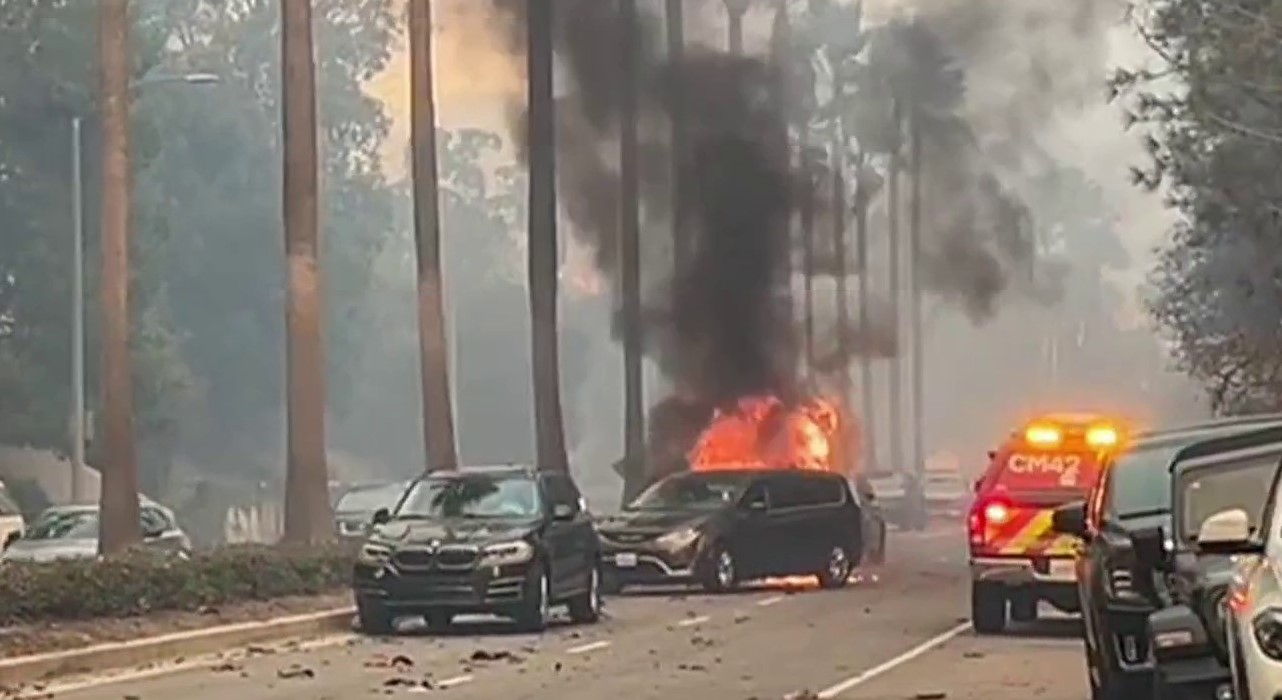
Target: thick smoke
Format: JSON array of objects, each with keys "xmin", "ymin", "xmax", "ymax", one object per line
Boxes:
[{"xmin": 490, "ymin": 0, "xmax": 803, "ymax": 409}]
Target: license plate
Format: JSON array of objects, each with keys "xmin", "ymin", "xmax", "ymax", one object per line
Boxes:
[
  {"xmin": 1048, "ymin": 559, "xmax": 1075, "ymax": 580},
  {"xmin": 614, "ymin": 553, "xmax": 638, "ymax": 568}
]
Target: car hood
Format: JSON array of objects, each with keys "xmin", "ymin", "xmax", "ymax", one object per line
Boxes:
[
  {"xmin": 374, "ymin": 519, "xmax": 540, "ymax": 547},
  {"xmin": 2, "ymin": 538, "xmax": 97, "ymax": 562},
  {"xmin": 597, "ymin": 510, "xmax": 711, "ymax": 535}
]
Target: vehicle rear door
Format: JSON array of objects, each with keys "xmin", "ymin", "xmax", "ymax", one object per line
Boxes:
[{"xmin": 977, "ymin": 444, "xmax": 1102, "ymax": 569}]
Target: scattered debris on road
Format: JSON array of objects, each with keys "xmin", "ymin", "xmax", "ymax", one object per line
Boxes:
[
  {"xmin": 210, "ymin": 661, "xmax": 242, "ymax": 673},
  {"xmin": 276, "ymin": 664, "xmax": 314, "ymax": 679},
  {"xmin": 469, "ymin": 649, "xmax": 519, "ymax": 663},
  {"xmin": 914, "ymin": 692, "xmax": 947, "ymax": 700}
]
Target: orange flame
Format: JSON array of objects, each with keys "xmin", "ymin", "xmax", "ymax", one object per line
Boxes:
[{"xmin": 688, "ymin": 395, "xmax": 841, "ymax": 472}]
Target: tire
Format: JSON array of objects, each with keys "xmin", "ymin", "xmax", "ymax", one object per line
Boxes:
[
  {"xmin": 567, "ymin": 563, "xmax": 603, "ymax": 624},
  {"xmin": 514, "ymin": 565, "xmax": 551, "ymax": 633},
  {"xmin": 971, "ymin": 581, "xmax": 1007, "ymax": 634},
  {"xmin": 816, "ymin": 542, "xmax": 855, "ymax": 589},
  {"xmin": 1009, "ymin": 592, "xmax": 1038, "ymax": 623},
  {"xmin": 356, "ymin": 598, "xmax": 395, "ymax": 636},
  {"xmin": 699, "ymin": 542, "xmax": 739, "ymax": 593},
  {"xmin": 423, "ymin": 610, "xmax": 453, "ymax": 633}
]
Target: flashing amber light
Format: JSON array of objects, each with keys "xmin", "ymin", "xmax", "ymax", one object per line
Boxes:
[
  {"xmin": 1086, "ymin": 425, "xmax": 1120, "ymax": 447},
  {"xmin": 1024, "ymin": 425, "xmax": 1062, "ymax": 446}
]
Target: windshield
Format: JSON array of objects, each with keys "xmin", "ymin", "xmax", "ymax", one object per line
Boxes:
[
  {"xmin": 27, "ymin": 510, "xmax": 98, "ymax": 540},
  {"xmin": 627, "ymin": 474, "xmax": 749, "ymax": 511},
  {"xmin": 1180, "ymin": 453, "xmax": 1281, "ymax": 542},
  {"xmin": 336, "ymin": 482, "xmax": 406, "ymax": 513},
  {"xmin": 397, "ymin": 473, "xmax": 540, "ymax": 519}
]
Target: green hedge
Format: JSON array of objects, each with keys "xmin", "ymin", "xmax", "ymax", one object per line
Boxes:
[{"xmin": 0, "ymin": 543, "xmax": 353, "ymax": 625}]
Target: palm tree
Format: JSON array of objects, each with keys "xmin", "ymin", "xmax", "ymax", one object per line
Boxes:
[
  {"xmin": 280, "ymin": 0, "xmax": 333, "ymax": 542},
  {"xmin": 619, "ymin": 0, "xmax": 645, "ymax": 501},
  {"xmin": 97, "ymin": 0, "xmax": 141, "ymax": 554},
  {"xmin": 724, "ymin": 0, "xmax": 752, "ymax": 54},
  {"xmin": 408, "ymin": 0, "xmax": 458, "ymax": 472},
  {"xmin": 666, "ymin": 0, "xmax": 689, "ymax": 274},
  {"xmin": 527, "ymin": 0, "xmax": 569, "ymax": 471}
]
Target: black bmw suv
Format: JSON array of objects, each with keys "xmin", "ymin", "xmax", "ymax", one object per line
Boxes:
[
  {"xmin": 597, "ymin": 468, "xmax": 867, "ymax": 593},
  {"xmin": 352, "ymin": 466, "xmax": 602, "ymax": 634}
]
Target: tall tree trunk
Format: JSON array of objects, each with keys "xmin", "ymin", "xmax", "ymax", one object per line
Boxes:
[
  {"xmin": 854, "ymin": 157, "xmax": 876, "ymax": 475},
  {"xmin": 769, "ymin": 0, "xmax": 795, "ymax": 366},
  {"xmin": 831, "ymin": 147, "xmax": 852, "ymax": 471},
  {"xmin": 281, "ymin": 0, "xmax": 332, "ymax": 542},
  {"xmin": 725, "ymin": 0, "xmax": 747, "ymax": 54},
  {"xmin": 908, "ymin": 109, "xmax": 924, "ymax": 490},
  {"xmin": 666, "ymin": 0, "xmax": 688, "ymax": 275},
  {"xmin": 97, "ymin": 0, "xmax": 140, "ymax": 555},
  {"xmin": 886, "ymin": 99, "xmax": 903, "ymax": 481},
  {"xmin": 527, "ymin": 0, "xmax": 569, "ymax": 471},
  {"xmin": 619, "ymin": 0, "xmax": 645, "ymax": 502},
  {"xmin": 800, "ymin": 159, "xmax": 815, "ymax": 375},
  {"xmin": 409, "ymin": 0, "xmax": 458, "ymax": 472}
]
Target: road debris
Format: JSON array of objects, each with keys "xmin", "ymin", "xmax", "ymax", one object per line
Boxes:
[
  {"xmin": 783, "ymin": 690, "xmax": 820, "ymax": 700},
  {"xmin": 382, "ymin": 676, "xmax": 434, "ymax": 692},
  {"xmin": 211, "ymin": 661, "xmax": 242, "ymax": 673},
  {"xmin": 276, "ymin": 664, "xmax": 315, "ymax": 679},
  {"xmin": 914, "ymin": 693, "xmax": 947, "ymax": 700},
  {"xmin": 365, "ymin": 653, "xmax": 414, "ymax": 669},
  {"xmin": 469, "ymin": 649, "xmax": 519, "ymax": 662}
]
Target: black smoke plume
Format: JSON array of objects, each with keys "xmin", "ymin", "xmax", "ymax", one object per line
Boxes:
[{"xmin": 489, "ymin": 0, "xmax": 804, "ymax": 409}]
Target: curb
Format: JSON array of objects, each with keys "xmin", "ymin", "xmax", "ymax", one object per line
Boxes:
[{"xmin": 0, "ymin": 607, "xmax": 356, "ymax": 687}]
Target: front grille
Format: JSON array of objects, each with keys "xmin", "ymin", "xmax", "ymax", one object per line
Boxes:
[
  {"xmin": 394, "ymin": 549, "xmax": 435, "ymax": 569},
  {"xmin": 437, "ymin": 546, "xmax": 479, "ymax": 568}
]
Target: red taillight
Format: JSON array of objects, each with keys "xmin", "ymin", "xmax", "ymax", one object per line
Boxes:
[{"xmin": 969, "ymin": 496, "xmax": 1012, "ymax": 548}]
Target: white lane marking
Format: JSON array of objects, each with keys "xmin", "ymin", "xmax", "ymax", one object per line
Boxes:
[
  {"xmin": 565, "ymin": 640, "xmax": 611, "ymax": 655},
  {"xmin": 814, "ymin": 622, "xmax": 971, "ymax": 698},
  {"xmin": 756, "ymin": 595, "xmax": 785, "ymax": 607},
  {"xmin": 676, "ymin": 615, "xmax": 710, "ymax": 627},
  {"xmin": 437, "ymin": 674, "xmax": 473, "ymax": 688},
  {"xmin": 8, "ymin": 633, "xmax": 358, "ymax": 699}
]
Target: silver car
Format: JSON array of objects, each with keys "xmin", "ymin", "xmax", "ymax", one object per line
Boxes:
[{"xmin": 1, "ymin": 501, "xmax": 191, "ymax": 563}]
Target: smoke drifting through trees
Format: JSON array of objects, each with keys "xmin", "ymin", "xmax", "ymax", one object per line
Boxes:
[{"xmin": 485, "ymin": 0, "xmax": 1111, "ymax": 403}]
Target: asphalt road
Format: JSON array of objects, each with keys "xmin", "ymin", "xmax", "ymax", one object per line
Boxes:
[{"xmin": 31, "ymin": 526, "xmax": 1090, "ymax": 700}]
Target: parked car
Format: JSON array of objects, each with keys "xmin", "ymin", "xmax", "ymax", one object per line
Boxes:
[
  {"xmin": 597, "ymin": 468, "xmax": 865, "ymax": 593},
  {"xmin": 0, "ymin": 482, "xmax": 26, "ymax": 550},
  {"xmin": 1123, "ymin": 425, "xmax": 1282, "ymax": 700},
  {"xmin": 1051, "ymin": 414, "xmax": 1282, "ymax": 700},
  {"xmin": 352, "ymin": 465, "xmax": 602, "ymax": 634},
  {"xmin": 333, "ymin": 481, "xmax": 411, "ymax": 540},
  {"xmin": 1, "ymin": 500, "xmax": 191, "ymax": 563}
]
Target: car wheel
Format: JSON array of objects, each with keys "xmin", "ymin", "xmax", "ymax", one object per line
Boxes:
[
  {"xmin": 356, "ymin": 598, "xmax": 395, "ymax": 636},
  {"xmin": 423, "ymin": 610, "xmax": 453, "ymax": 633},
  {"xmin": 514, "ymin": 565, "xmax": 551, "ymax": 633},
  {"xmin": 817, "ymin": 543, "xmax": 854, "ymax": 589},
  {"xmin": 1009, "ymin": 592, "xmax": 1038, "ymax": 623},
  {"xmin": 567, "ymin": 563, "xmax": 603, "ymax": 624},
  {"xmin": 970, "ymin": 581, "xmax": 1006, "ymax": 634},
  {"xmin": 699, "ymin": 543, "xmax": 738, "ymax": 593}
]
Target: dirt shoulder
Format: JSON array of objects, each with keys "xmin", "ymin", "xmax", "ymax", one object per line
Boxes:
[{"xmin": 0, "ymin": 591, "xmax": 351, "ymax": 659}]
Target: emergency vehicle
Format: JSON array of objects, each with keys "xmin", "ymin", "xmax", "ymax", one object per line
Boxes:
[{"xmin": 969, "ymin": 413, "xmax": 1123, "ymax": 634}]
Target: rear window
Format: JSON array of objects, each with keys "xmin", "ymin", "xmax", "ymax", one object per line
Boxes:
[{"xmin": 991, "ymin": 449, "xmax": 1099, "ymax": 493}]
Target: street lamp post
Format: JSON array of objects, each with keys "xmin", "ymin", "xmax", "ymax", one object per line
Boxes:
[{"xmin": 67, "ymin": 71, "xmax": 219, "ymax": 504}]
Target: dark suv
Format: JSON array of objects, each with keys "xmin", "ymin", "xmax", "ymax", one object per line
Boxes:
[
  {"xmin": 351, "ymin": 466, "xmax": 602, "ymax": 634},
  {"xmin": 1051, "ymin": 416, "xmax": 1282, "ymax": 700},
  {"xmin": 597, "ymin": 468, "xmax": 865, "ymax": 593}
]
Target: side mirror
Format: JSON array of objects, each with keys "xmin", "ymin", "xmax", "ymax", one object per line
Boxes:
[
  {"xmin": 552, "ymin": 504, "xmax": 575, "ymax": 521},
  {"xmin": 1051, "ymin": 501, "xmax": 1088, "ymax": 538},
  {"xmin": 371, "ymin": 508, "xmax": 391, "ymax": 526},
  {"xmin": 1195, "ymin": 508, "xmax": 1257, "ymax": 554},
  {"xmin": 1131, "ymin": 526, "xmax": 1170, "ymax": 573}
]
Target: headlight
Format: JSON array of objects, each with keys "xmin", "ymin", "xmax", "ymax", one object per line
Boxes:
[
  {"xmin": 358, "ymin": 543, "xmax": 392, "ymax": 565},
  {"xmin": 479, "ymin": 540, "xmax": 534, "ymax": 567},
  {"xmin": 656, "ymin": 527, "xmax": 700, "ymax": 550},
  {"xmin": 1252, "ymin": 608, "xmax": 1282, "ymax": 660}
]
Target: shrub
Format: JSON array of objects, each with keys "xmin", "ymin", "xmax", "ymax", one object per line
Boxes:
[{"xmin": 0, "ymin": 542, "xmax": 353, "ymax": 625}]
